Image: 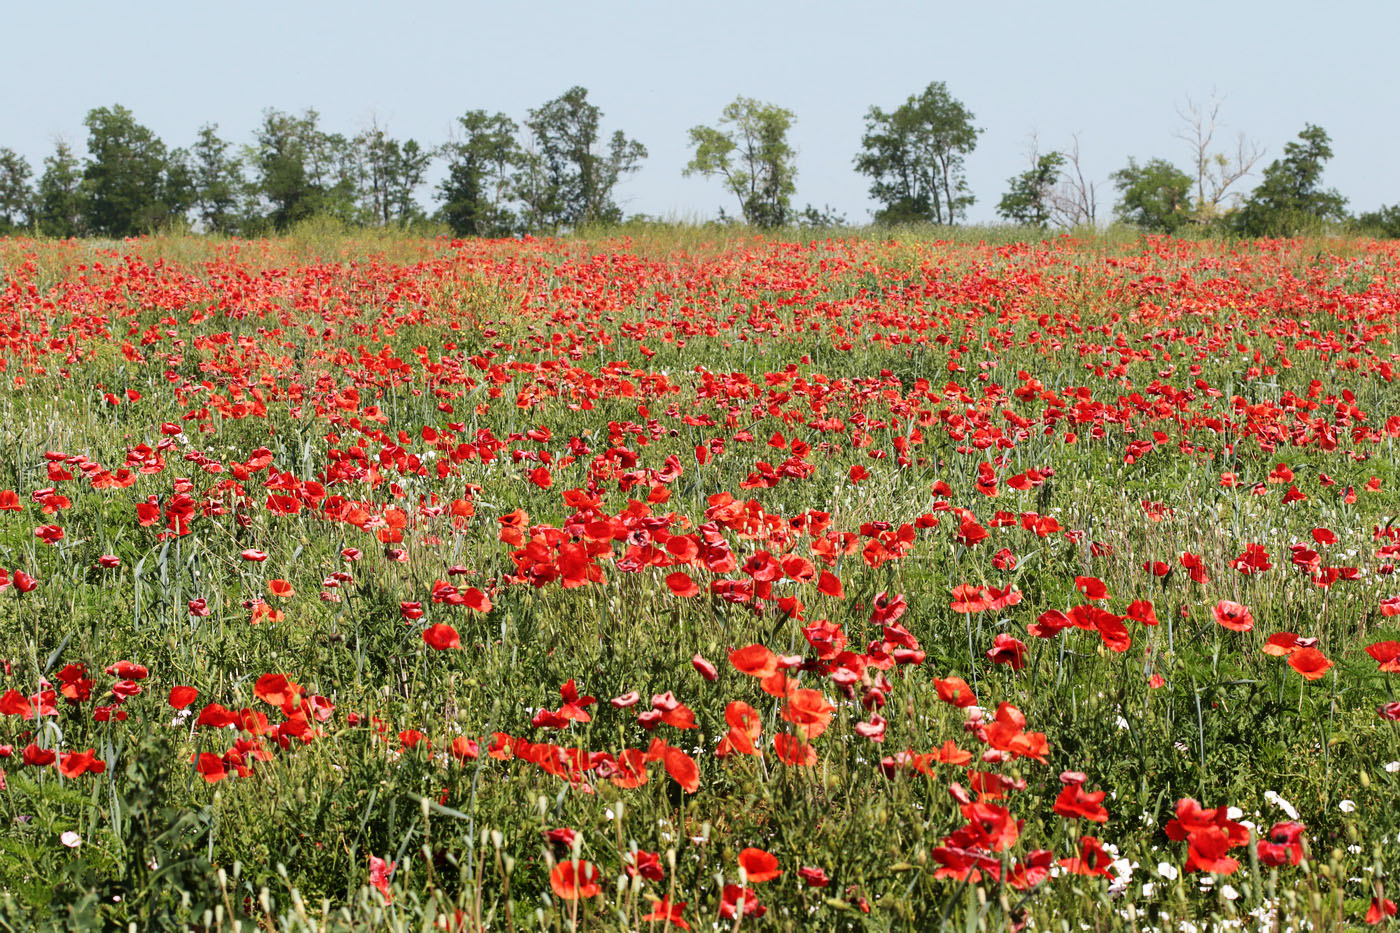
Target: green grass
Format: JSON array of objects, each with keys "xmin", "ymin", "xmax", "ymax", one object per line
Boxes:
[{"xmin": 0, "ymin": 230, "xmax": 1396, "ymax": 930}]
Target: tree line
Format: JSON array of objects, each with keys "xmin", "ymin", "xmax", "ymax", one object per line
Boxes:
[{"xmin": 0, "ymin": 85, "xmax": 1396, "ymax": 239}]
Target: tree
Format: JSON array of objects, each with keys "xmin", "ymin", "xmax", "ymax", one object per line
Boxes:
[
  {"xmin": 35, "ymin": 140, "xmax": 84, "ymax": 238},
  {"xmin": 684, "ymin": 97, "xmax": 797, "ymax": 228},
  {"xmin": 1176, "ymin": 92, "xmax": 1263, "ymax": 221},
  {"xmin": 1356, "ymin": 204, "xmax": 1400, "ymax": 238},
  {"xmin": 998, "ymin": 151, "xmax": 1065, "ymax": 227},
  {"xmin": 356, "ymin": 122, "xmax": 431, "ymax": 227},
  {"xmin": 855, "ymin": 82, "xmax": 980, "ymax": 225},
  {"xmin": 1233, "ymin": 124, "xmax": 1347, "ymax": 236},
  {"xmin": 189, "ymin": 124, "xmax": 245, "ymax": 235},
  {"xmin": 80, "ymin": 104, "xmax": 184, "ymax": 235},
  {"xmin": 517, "ymin": 87, "xmax": 646, "ymax": 231},
  {"xmin": 1110, "ymin": 158, "xmax": 1194, "ymax": 233},
  {"xmin": 0, "ymin": 148, "xmax": 34, "ymax": 233},
  {"xmin": 1046, "ymin": 135, "xmax": 1098, "ymax": 228},
  {"xmin": 249, "ymin": 109, "xmax": 361, "ymax": 230},
  {"xmin": 437, "ymin": 110, "xmax": 520, "ymax": 237}
]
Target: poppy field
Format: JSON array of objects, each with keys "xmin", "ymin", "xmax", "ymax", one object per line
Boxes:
[{"xmin": 2, "ymin": 230, "xmax": 1400, "ymax": 930}]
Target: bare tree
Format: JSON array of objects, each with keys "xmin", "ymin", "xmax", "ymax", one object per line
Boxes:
[
  {"xmin": 1047, "ymin": 134, "xmax": 1097, "ymax": 228},
  {"xmin": 1175, "ymin": 92, "xmax": 1264, "ymax": 220}
]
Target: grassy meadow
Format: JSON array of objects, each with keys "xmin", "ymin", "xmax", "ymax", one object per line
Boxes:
[{"xmin": 0, "ymin": 229, "xmax": 1398, "ymax": 931}]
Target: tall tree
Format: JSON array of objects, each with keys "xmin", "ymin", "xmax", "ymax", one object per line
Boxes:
[
  {"xmin": 518, "ymin": 87, "xmax": 646, "ymax": 231},
  {"xmin": 356, "ymin": 123, "xmax": 431, "ymax": 227},
  {"xmin": 80, "ymin": 104, "xmax": 183, "ymax": 235},
  {"xmin": 437, "ymin": 110, "xmax": 520, "ymax": 237},
  {"xmin": 997, "ymin": 151, "xmax": 1065, "ymax": 227},
  {"xmin": 249, "ymin": 109, "xmax": 359, "ymax": 229},
  {"xmin": 855, "ymin": 82, "xmax": 980, "ymax": 225},
  {"xmin": 684, "ymin": 97, "xmax": 797, "ymax": 228},
  {"xmin": 1175, "ymin": 92, "xmax": 1263, "ymax": 221},
  {"xmin": 1046, "ymin": 134, "xmax": 1098, "ymax": 228},
  {"xmin": 0, "ymin": 148, "xmax": 34, "ymax": 233},
  {"xmin": 190, "ymin": 124, "xmax": 245, "ymax": 235},
  {"xmin": 1232, "ymin": 124, "xmax": 1347, "ymax": 236},
  {"xmin": 1110, "ymin": 158, "xmax": 1194, "ymax": 233},
  {"xmin": 35, "ymin": 140, "xmax": 84, "ymax": 238},
  {"xmin": 1356, "ymin": 204, "xmax": 1400, "ymax": 238}
]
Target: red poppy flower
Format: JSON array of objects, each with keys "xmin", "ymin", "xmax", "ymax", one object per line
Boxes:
[
  {"xmin": 423, "ymin": 624, "xmax": 461, "ymax": 650},
  {"xmin": 169, "ymin": 686, "xmax": 199, "ymax": 709},
  {"xmin": 1053, "ymin": 783, "xmax": 1109, "ymax": 822},
  {"xmin": 738, "ymin": 847, "xmax": 782, "ymax": 883},
  {"xmin": 666, "ymin": 571, "xmax": 700, "ymax": 597},
  {"xmin": 986, "ymin": 633, "xmax": 1027, "ymax": 670},
  {"xmin": 641, "ymin": 896, "xmax": 689, "ymax": 929},
  {"xmin": 1287, "ymin": 647, "xmax": 1333, "ymax": 680},
  {"xmin": 773, "ymin": 733, "xmax": 817, "ymax": 766},
  {"xmin": 1211, "ymin": 600, "xmax": 1253, "ymax": 632},
  {"xmin": 718, "ymin": 884, "xmax": 765, "ymax": 919},
  {"xmin": 729, "ymin": 644, "xmax": 778, "ymax": 678},
  {"xmin": 550, "ymin": 860, "xmax": 600, "ymax": 900},
  {"xmin": 933, "ymin": 676, "xmax": 977, "ymax": 708}
]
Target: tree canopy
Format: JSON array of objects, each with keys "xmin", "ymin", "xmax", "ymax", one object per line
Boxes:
[
  {"xmin": 685, "ymin": 97, "xmax": 797, "ymax": 228},
  {"xmin": 854, "ymin": 82, "xmax": 980, "ymax": 225}
]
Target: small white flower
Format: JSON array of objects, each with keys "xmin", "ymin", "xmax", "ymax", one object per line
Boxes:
[
  {"xmin": 60, "ymin": 831, "xmax": 81, "ymax": 848},
  {"xmin": 1157, "ymin": 861, "xmax": 1179, "ymax": 880},
  {"xmin": 1221, "ymin": 884, "xmax": 1239, "ymax": 900},
  {"xmin": 1264, "ymin": 790, "xmax": 1299, "ymax": 819},
  {"xmin": 1385, "ymin": 761, "xmax": 1400, "ymax": 773},
  {"xmin": 1226, "ymin": 806, "xmax": 1243, "ymax": 820},
  {"xmin": 1338, "ymin": 799, "xmax": 1357, "ymax": 813}
]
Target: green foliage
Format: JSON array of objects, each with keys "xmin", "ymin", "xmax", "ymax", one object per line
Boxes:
[
  {"xmin": 0, "ymin": 148, "xmax": 33, "ymax": 233},
  {"xmin": 189, "ymin": 124, "xmax": 246, "ymax": 236},
  {"xmin": 355, "ymin": 126, "xmax": 431, "ymax": 228},
  {"xmin": 35, "ymin": 141, "xmax": 84, "ymax": 238},
  {"xmin": 1233, "ymin": 124, "xmax": 1348, "ymax": 236},
  {"xmin": 997, "ymin": 152, "xmax": 1065, "ymax": 227},
  {"xmin": 1111, "ymin": 157, "xmax": 1195, "ymax": 233},
  {"xmin": 79, "ymin": 105, "xmax": 188, "ymax": 236},
  {"xmin": 517, "ymin": 86, "xmax": 646, "ymax": 232},
  {"xmin": 249, "ymin": 109, "xmax": 362, "ymax": 231},
  {"xmin": 436, "ymin": 110, "xmax": 520, "ymax": 238},
  {"xmin": 1355, "ymin": 204, "xmax": 1400, "ymax": 238},
  {"xmin": 855, "ymin": 81, "xmax": 980, "ymax": 225},
  {"xmin": 685, "ymin": 97, "xmax": 798, "ymax": 228}
]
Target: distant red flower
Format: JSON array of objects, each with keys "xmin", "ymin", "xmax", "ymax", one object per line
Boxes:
[{"xmin": 1368, "ymin": 897, "xmax": 1398, "ymax": 925}]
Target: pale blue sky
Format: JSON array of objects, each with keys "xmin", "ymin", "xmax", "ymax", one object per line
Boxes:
[{"xmin": 7, "ymin": 0, "xmax": 1398, "ymax": 224}]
